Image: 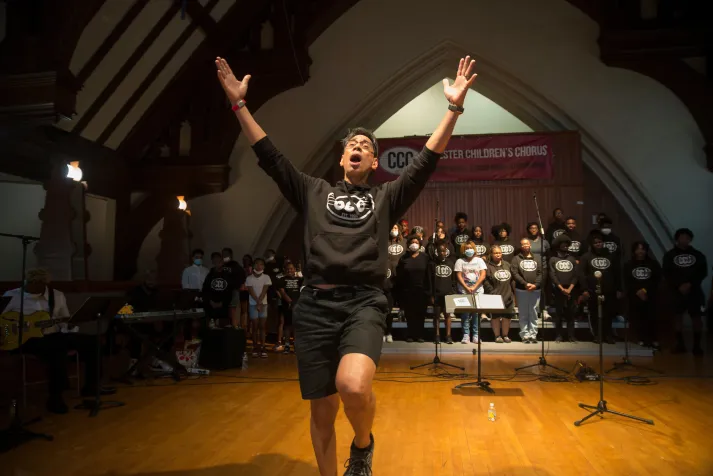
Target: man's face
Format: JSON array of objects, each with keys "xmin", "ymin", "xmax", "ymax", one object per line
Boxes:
[
  {"xmin": 25, "ymin": 281, "xmax": 45, "ymax": 295},
  {"xmin": 457, "ymin": 218, "xmax": 467, "ymax": 231},
  {"xmin": 520, "ymin": 239, "xmax": 531, "ymax": 254},
  {"xmin": 566, "ymin": 219, "xmax": 576, "ymax": 231},
  {"xmin": 677, "ymin": 234, "xmax": 692, "ymax": 248},
  {"xmin": 528, "ymin": 224, "xmax": 538, "ymax": 236},
  {"xmin": 559, "ymin": 242, "xmax": 569, "ymax": 253},
  {"xmin": 254, "ymin": 261, "xmax": 265, "ymax": 272},
  {"xmin": 192, "ymin": 253, "xmax": 203, "ymax": 262},
  {"xmin": 555, "ymin": 209, "xmax": 564, "ymax": 221},
  {"xmin": 593, "ymin": 238, "xmax": 604, "ymax": 250},
  {"xmin": 340, "ymin": 134, "xmax": 378, "ymax": 182}
]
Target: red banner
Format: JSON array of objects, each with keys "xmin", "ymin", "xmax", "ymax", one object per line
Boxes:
[{"xmin": 373, "ymin": 134, "xmax": 553, "ymax": 182}]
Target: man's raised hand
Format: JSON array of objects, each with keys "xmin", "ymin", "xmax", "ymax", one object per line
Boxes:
[
  {"xmin": 442, "ymin": 56, "xmax": 477, "ymax": 107},
  {"xmin": 215, "ymin": 57, "xmax": 250, "ymax": 105}
]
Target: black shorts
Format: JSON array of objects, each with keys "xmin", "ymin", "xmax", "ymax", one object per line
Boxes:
[
  {"xmin": 672, "ymin": 288, "xmax": 704, "ymax": 316},
  {"xmin": 240, "ymin": 290, "xmax": 249, "ymax": 302},
  {"xmin": 434, "ymin": 294, "xmax": 446, "ymax": 309},
  {"xmin": 281, "ymin": 306, "xmax": 293, "ymax": 327},
  {"xmin": 294, "ymin": 285, "xmax": 388, "ymax": 400}
]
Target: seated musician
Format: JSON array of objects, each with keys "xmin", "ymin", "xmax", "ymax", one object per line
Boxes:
[
  {"xmin": 2, "ymin": 269, "xmax": 115, "ymax": 414},
  {"xmin": 126, "ymin": 269, "xmax": 160, "ymax": 312}
]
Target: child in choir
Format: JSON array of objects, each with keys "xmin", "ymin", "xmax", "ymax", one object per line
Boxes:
[
  {"xmin": 454, "ymin": 241, "xmax": 487, "ymax": 343},
  {"xmin": 549, "ymin": 235, "xmax": 579, "ymax": 343},
  {"xmin": 429, "ymin": 243, "xmax": 457, "ymax": 344},
  {"xmin": 483, "ymin": 246, "xmax": 515, "ymax": 343}
]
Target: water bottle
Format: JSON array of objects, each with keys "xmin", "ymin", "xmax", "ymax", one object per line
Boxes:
[
  {"xmin": 242, "ymin": 352, "xmax": 249, "ymax": 370},
  {"xmin": 488, "ymin": 402, "xmax": 497, "ymax": 422}
]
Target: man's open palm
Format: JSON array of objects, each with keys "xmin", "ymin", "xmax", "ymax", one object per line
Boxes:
[
  {"xmin": 443, "ymin": 56, "xmax": 477, "ymax": 107},
  {"xmin": 215, "ymin": 57, "xmax": 250, "ymax": 104}
]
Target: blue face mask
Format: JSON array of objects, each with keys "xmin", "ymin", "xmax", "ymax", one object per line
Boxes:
[
  {"xmin": 193, "ymin": 259, "xmax": 202, "ymax": 266},
  {"xmin": 464, "ymin": 249, "xmax": 475, "ymax": 258}
]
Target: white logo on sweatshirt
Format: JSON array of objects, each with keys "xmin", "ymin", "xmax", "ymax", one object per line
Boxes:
[
  {"xmin": 211, "ymin": 278, "xmax": 228, "ymax": 291},
  {"xmin": 436, "ymin": 264, "xmax": 453, "ymax": 278},
  {"xmin": 568, "ymin": 241, "xmax": 581, "ymax": 253},
  {"xmin": 673, "ymin": 254, "xmax": 696, "ymax": 268},
  {"xmin": 454, "ymin": 234, "xmax": 470, "ymax": 245},
  {"xmin": 591, "ymin": 257, "xmax": 610, "ymax": 270},
  {"xmin": 499, "ymin": 244, "xmax": 515, "ymax": 255},
  {"xmin": 553, "ymin": 229, "xmax": 565, "ymax": 238},
  {"xmin": 475, "ymin": 244, "xmax": 487, "ymax": 256},
  {"xmin": 388, "ymin": 244, "xmax": 404, "ymax": 255},
  {"xmin": 555, "ymin": 260, "xmax": 574, "ymax": 272},
  {"xmin": 632, "ymin": 267, "xmax": 652, "ymax": 280},
  {"xmin": 520, "ymin": 259, "xmax": 537, "ymax": 272},
  {"xmin": 494, "ymin": 269, "xmax": 511, "ymax": 282},
  {"xmin": 604, "ymin": 241, "xmax": 618, "ymax": 253},
  {"xmin": 326, "ymin": 192, "xmax": 374, "ymax": 222}
]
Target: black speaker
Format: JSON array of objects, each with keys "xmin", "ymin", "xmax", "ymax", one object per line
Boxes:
[{"xmin": 199, "ymin": 327, "xmax": 246, "ymax": 370}]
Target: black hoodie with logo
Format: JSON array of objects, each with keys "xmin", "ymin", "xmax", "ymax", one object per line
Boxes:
[
  {"xmin": 427, "ymin": 237, "xmax": 456, "ymax": 261},
  {"xmin": 483, "ymin": 260, "xmax": 514, "ymax": 307},
  {"xmin": 586, "ymin": 229, "xmax": 622, "ymax": 263},
  {"xmin": 623, "ymin": 257, "xmax": 662, "ymax": 297},
  {"xmin": 549, "ymin": 253, "xmax": 579, "ymax": 288},
  {"xmin": 545, "ymin": 220, "xmax": 567, "ymax": 245},
  {"xmin": 492, "ymin": 238, "xmax": 516, "ymax": 263},
  {"xmin": 472, "ymin": 236, "xmax": 490, "ymax": 259},
  {"xmin": 511, "ymin": 252, "xmax": 543, "ymax": 290},
  {"xmin": 202, "ymin": 266, "xmax": 237, "ymax": 307},
  {"xmin": 662, "ymin": 246, "xmax": 708, "ymax": 290},
  {"xmin": 253, "ymin": 137, "xmax": 441, "ymax": 287},
  {"xmin": 579, "ymin": 247, "xmax": 622, "ymax": 295},
  {"xmin": 387, "ymin": 236, "xmax": 406, "ymax": 269},
  {"xmin": 564, "ymin": 230, "xmax": 584, "ymax": 259},
  {"xmin": 428, "ymin": 256, "xmax": 456, "ymax": 297},
  {"xmin": 451, "ymin": 229, "xmax": 474, "ymax": 255}
]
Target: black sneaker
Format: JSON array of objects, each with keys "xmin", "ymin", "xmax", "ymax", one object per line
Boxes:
[
  {"xmin": 569, "ymin": 336, "xmax": 578, "ymax": 344},
  {"xmin": 606, "ymin": 335, "xmax": 616, "ymax": 345},
  {"xmin": 344, "ymin": 434, "xmax": 374, "ymax": 475},
  {"xmin": 406, "ymin": 338, "xmax": 414, "ymax": 343},
  {"xmin": 417, "ymin": 338, "xmax": 425, "ymax": 343},
  {"xmin": 445, "ymin": 336, "xmax": 454, "ymax": 344},
  {"xmin": 555, "ymin": 335, "xmax": 563, "ymax": 343}
]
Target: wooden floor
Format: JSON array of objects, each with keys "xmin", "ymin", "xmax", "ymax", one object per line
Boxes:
[{"xmin": 3, "ymin": 349, "xmax": 713, "ymax": 476}]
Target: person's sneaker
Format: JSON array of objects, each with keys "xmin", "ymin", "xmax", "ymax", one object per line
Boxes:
[
  {"xmin": 542, "ymin": 310, "xmax": 552, "ymax": 321},
  {"xmin": 472, "ymin": 337, "xmax": 481, "ymax": 344},
  {"xmin": 495, "ymin": 336, "xmax": 504, "ymax": 344},
  {"xmin": 522, "ymin": 337, "xmax": 530, "ymax": 344},
  {"xmin": 555, "ymin": 335, "xmax": 563, "ymax": 343},
  {"xmin": 569, "ymin": 336, "xmax": 578, "ymax": 344},
  {"xmin": 283, "ymin": 345, "xmax": 290, "ymax": 354},
  {"xmin": 652, "ymin": 341, "xmax": 660, "ymax": 350},
  {"xmin": 503, "ymin": 336, "xmax": 512, "ymax": 343},
  {"xmin": 382, "ymin": 335, "xmax": 386, "ymax": 343},
  {"xmin": 252, "ymin": 350, "xmax": 259, "ymax": 357},
  {"xmin": 344, "ymin": 434, "xmax": 374, "ymax": 476},
  {"xmin": 406, "ymin": 338, "xmax": 414, "ymax": 343},
  {"xmin": 530, "ymin": 337, "xmax": 538, "ymax": 344},
  {"xmin": 417, "ymin": 338, "xmax": 425, "ymax": 343},
  {"xmin": 461, "ymin": 335, "xmax": 470, "ymax": 344},
  {"xmin": 260, "ymin": 351, "xmax": 268, "ymax": 358},
  {"xmin": 445, "ymin": 336, "xmax": 454, "ymax": 344},
  {"xmin": 274, "ymin": 345, "xmax": 285, "ymax": 353},
  {"xmin": 385, "ymin": 334, "xmax": 393, "ymax": 343},
  {"xmin": 637, "ymin": 341, "xmax": 645, "ymax": 347}
]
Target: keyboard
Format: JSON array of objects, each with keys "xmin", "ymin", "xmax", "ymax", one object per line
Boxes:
[{"xmin": 115, "ymin": 309, "xmax": 205, "ymax": 323}]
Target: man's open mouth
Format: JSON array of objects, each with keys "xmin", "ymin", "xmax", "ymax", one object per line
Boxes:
[{"xmin": 349, "ymin": 153, "xmax": 362, "ymax": 167}]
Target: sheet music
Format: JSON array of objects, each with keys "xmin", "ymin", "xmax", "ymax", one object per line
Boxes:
[
  {"xmin": 475, "ymin": 294, "xmax": 505, "ymax": 309},
  {"xmin": 453, "ymin": 297, "xmax": 472, "ymax": 307}
]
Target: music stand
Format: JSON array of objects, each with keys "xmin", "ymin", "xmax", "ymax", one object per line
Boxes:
[
  {"xmin": 73, "ymin": 297, "xmax": 126, "ymax": 417},
  {"xmin": 448, "ymin": 293, "xmax": 511, "ymax": 394}
]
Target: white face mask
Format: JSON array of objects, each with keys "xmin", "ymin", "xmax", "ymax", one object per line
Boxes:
[
  {"xmin": 223, "ymin": 257, "xmax": 230, "ymax": 263},
  {"xmin": 601, "ymin": 228, "xmax": 612, "ymax": 235},
  {"xmin": 390, "ymin": 230, "xmax": 399, "ymax": 237},
  {"xmin": 254, "ymin": 270, "xmax": 263, "ymax": 276},
  {"xmin": 408, "ymin": 243, "xmax": 420, "ymax": 252}
]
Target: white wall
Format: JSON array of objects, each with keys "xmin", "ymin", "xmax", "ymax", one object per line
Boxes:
[
  {"xmin": 136, "ymin": 219, "xmax": 163, "ymax": 280},
  {"xmin": 0, "ymin": 179, "xmax": 45, "ymax": 281},
  {"xmin": 85, "ymin": 194, "xmax": 116, "ymax": 280},
  {"xmin": 186, "ymin": 0, "xmax": 712, "ymax": 291}
]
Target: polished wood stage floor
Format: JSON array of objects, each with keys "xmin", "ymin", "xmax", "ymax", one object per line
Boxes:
[{"xmin": 3, "ymin": 349, "xmax": 713, "ymax": 476}]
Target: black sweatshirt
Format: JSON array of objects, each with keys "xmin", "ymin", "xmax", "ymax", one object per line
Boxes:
[
  {"xmin": 549, "ymin": 254, "xmax": 578, "ymax": 288},
  {"xmin": 623, "ymin": 257, "xmax": 662, "ymax": 297},
  {"xmin": 253, "ymin": 137, "xmax": 441, "ymax": 287},
  {"xmin": 564, "ymin": 230, "xmax": 584, "ymax": 258},
  {"xmin": 511, "ymin": 253, "xmax": 543, "ymax": 290},
  {"xmin": 579, "ymin": 248, "xmax": 622, "ymax": 295},
  {"xmin": 545, "ymin": 221, "xmax": 567, "ymax": 245},
  {"xmin": 662, "ymin": 246, "xmax": 708, "ymax": 289},
  {"xmin": 483, "ymin": 260, "xmax": 514, "ymax": 307},
  {"xmin": 426, "ymin": 237, "xmax": 456, "ymax": 261},
  {"xmin": 387, "ymin": 237, "xmax": 406, "ymax": 269},
  {"xmin": 451, "ymin": 230, "xmax": 473, "ymax": 254},
  {"xmin": 492, "ymin": 238, "xmax": 516, "ymax": 263},
  {"xmin": 428, "ymin": 256, "xmax": 456, "ymax": 296},
  {"xmin": 586, "ymin": 229, "xmax": 622, "ymax": 263},
  {"xmin": 395, "ymin": 253, "xmax": 431, "ymax": 295},
  {"xmin": 223, "ymin": 260, "xmax": 247, "ymax": 290},
  {"xmin": 472, "ymin": 238, "xmax": 490, "ymax": 258},
  {"xmin": 202, "ymin": 267, "xmax": 237, "ymax": 307}
]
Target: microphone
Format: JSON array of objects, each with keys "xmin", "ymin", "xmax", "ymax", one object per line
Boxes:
[{"xmin": 594, "ymin": 271, "xmax": 602, "ymax": 279}]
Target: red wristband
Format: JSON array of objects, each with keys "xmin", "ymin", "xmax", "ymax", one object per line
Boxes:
[{"xmin": 231, "ymin": 99, "xmax": 246, "ymax": 111}]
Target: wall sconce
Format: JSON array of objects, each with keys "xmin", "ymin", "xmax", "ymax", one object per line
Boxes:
[
  {"xmin": 66, "ymin": 161, "xmax": 83, "ymax": 182},
  {"xmin": 177, "ymin": 195, "xmax": 187, "ymax": 211}
]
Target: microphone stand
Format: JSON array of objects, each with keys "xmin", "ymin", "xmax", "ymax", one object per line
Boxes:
[
  {"xmin": 515, "ymin": 193, "xmax": 567, "ymax": 374},
  {"xmin": 0, "ymin": 232, "xmax": 53, "ymax": 452},
  {"xmin": 574, "ymin": 273, "xmax": 653, "ymax": 426},
  {"xmin": 411, "ymin": 199, "xmax": 464, "ymax": 371}
]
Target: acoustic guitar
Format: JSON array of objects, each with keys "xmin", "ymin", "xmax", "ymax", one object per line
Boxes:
[{"xmin": 0, "ymin": 311, "xmax": 72, "ymax": 351}]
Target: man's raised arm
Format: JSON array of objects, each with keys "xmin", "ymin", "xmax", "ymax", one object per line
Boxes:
[
  {"xmin": 215, "ymin": 57, "xmax": 316, "ymax": 210},
  {"xmin": 389, "ymin": 57, "xmax": 477, "ymax": 219}
]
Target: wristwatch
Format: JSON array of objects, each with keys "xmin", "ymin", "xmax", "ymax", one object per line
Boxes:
[
  {"xmin": 448, "ymin": 103, "xmax": 464, "ymax": 114},
  {"xmin": 231, "ymin": 99, "xmax": 246, "ymax": 111}
]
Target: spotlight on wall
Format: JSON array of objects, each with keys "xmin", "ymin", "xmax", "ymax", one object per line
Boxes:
[
  {"xmin": 177, "ymin": 195, "xmax": 187, "ymax": 211},
  {"xmin": 66, "ymin": 161, "xmax": 83, "ymax": 182}
]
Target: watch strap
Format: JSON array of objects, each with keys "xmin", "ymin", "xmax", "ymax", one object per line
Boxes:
[{"xmin": 448, "ymin": 103, "xmax": 464, "ymax": 113}]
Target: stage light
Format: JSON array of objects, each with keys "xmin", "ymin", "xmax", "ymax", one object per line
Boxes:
[
  {"xmin": 66, "ymin": 161, "xmax": 82, "ymax": 182},
  {"xmin": 177, "ymin": 196, "xmax": 187, "ymax": 211}
]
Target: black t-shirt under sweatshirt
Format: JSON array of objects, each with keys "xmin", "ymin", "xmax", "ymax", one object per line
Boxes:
[
  {"xmin": 579, "ymin": 248, "xmax": 622, "ymax": 295},
  {"xmin": 483, "ymin": 260, "xmax": 514, "ymax": 308},
  {"xmin": 663, "ymin": 245, "xmax": 708, "ymax": 289},
  {"xmin": 428, "ymin": 256, "xmax": 456, "ymax": 297},
  {"xmin": 253, "ymin": 137, "xmax": 441, "ymax": 287},
  {"xmin": 623, "ymin": 257, "xmax": 662, "ymax": 297},
  {"xmin": 395, "ymin": 253, "xmax": 431, "ymax": 295},
  {"xmin": 511, "ymin": 253, "xmax": 543, "ymax": 290},
  {"xmin": 202, "ymin": 267, "xmax": 237, "ymax": 307},
  {"xmin": 492, "ymin": 238, "xmax": 516, "ymax": 263}
]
